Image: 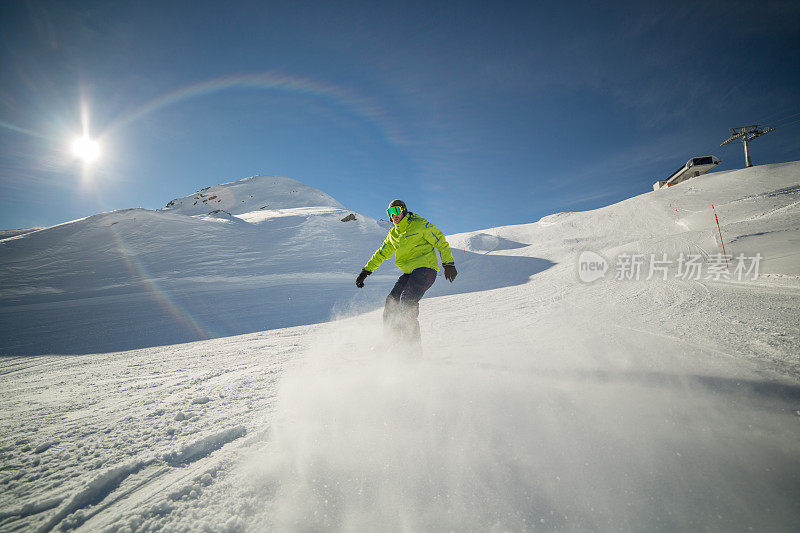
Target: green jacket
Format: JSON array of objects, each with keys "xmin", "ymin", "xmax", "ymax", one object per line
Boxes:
[{"xmin": 365, "ymin": 212, "xmax": 455, "ymax": 273}]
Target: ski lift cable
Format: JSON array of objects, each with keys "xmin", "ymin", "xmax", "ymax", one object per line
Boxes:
[
  {"xmin": 756, "ymin": 107, "xmax": 800, "ymax": 124},
  {"xmin": 770, "ymin": 111, "xmax": 800, "ymax": 127},
  {"xmin": 773, "ymin": 116, "xmax": 800, "ymax": 129}
]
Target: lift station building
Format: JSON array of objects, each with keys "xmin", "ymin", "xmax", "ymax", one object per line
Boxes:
[{"xmin": 653, "ymin": 156, "xmax": 721, "ymax": 191}]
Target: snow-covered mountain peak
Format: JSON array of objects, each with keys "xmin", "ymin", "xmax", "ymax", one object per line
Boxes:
[{"xmin": 161, "ymin": 174, "xmax": 344, "ymax": 216}]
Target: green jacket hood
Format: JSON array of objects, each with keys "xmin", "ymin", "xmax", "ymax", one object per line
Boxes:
[{"xmin": 394, "ymin": 213, "xmax": 411, "ymax": 231}]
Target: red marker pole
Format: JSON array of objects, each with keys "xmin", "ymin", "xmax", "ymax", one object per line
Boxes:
[{"xmin": 712, "ymin": 204, "xmax": 729, "ymax": 268}]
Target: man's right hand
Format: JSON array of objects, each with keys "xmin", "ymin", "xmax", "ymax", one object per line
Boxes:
[{"xmin": 355, "ymin": 269, "xmax": 371, "ymax": 288}]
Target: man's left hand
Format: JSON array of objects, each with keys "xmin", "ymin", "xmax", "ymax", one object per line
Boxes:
[{"xmin": 443, "ymin": 263, "xmax": 457, "ymax": 282}]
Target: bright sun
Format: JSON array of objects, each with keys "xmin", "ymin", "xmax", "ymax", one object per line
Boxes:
[{"xmin": 71, "ymin": 136, "xmax": 101, "ymax": 163}]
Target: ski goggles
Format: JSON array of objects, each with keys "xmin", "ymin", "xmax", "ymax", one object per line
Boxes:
[{"xmin": 387, "ymin": 206, "xmax": 404, "ymax": 217}]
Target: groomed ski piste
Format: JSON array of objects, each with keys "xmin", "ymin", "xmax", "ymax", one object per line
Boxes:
[{"xmin": 1, "ymin": 162, "xmax": 799, "ymax": 531}]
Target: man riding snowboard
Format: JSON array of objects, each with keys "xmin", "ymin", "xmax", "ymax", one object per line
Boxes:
[{"xmin": 355, "ymin": 199, "xmax": 457, "ymax": 348}]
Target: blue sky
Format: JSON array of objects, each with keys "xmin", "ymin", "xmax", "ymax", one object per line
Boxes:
[{"xmin": 1, "ymin": 1, "xmax": 799, "ymax": 234}]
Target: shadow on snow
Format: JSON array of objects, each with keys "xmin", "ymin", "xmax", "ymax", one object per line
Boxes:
[{"xmin": 0, "ymin": 249, "xmax": 554, "ymax": 356}]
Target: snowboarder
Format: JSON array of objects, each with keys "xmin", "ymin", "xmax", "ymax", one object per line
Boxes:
[{"xmin": 355, "ymin": 199, "xmax": 457, "ymax": 348}]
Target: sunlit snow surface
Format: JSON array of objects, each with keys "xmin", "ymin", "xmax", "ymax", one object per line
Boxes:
[{"xmin": 1, "ymin": 165, "xmax": 799, "ymax": 531}]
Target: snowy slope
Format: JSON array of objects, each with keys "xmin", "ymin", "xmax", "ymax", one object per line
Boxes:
[
  {"xmin": 0, "ymin": 228, "xmax": 40, "ymax": 240},
  {"xmin": 1, "ymin": 163, "xmax": 799, "ymax": 532},
  {"xmin": 439, "ymin": 162, "xmax": 800, "ymax": 373},
  {"xmin": 0, "ymin": 175, "xmax": 392, "ymax": 355},
  {"xmin": 448, "ymin": 161, "xmax": 800, "ymax": 276}
]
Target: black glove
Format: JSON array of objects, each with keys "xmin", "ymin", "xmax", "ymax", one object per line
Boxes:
[
  {"xmin": 355, "ymin": 268, "xmax": 371, "ymax": 288},
  {"xmin": 443, "ymin": 263, "xmax": 457, "ymax": 282}
]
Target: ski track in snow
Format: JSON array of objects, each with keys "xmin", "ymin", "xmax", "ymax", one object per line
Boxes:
[
  {"xmin": 0, "ymin": 328, "xmax": 304, "ymax": 532},
  {"xmin": 1, "ymin": 165, "xmax": 800, "ymax": 531}
]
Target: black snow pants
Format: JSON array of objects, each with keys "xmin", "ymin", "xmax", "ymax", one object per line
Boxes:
[{"xmin": 383, "ymin": 267, "xmax": 438, "ymax": 346}]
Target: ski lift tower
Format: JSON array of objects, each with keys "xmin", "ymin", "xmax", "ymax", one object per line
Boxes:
[{"xmin": 720, "ymin": 125, "xmax": 774, "ymax": 167}]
